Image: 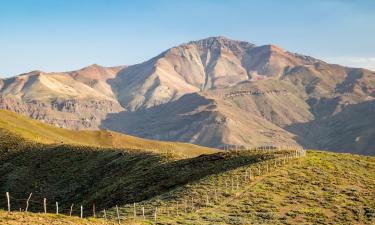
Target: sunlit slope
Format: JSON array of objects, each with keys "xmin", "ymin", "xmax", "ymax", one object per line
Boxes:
[
  {"xmin": 109, "ymin": 151, "xmax": 375, "ymax": 224},
  {"xmin": 0, "ymin": 110, "xmax": 218, "ymax": 157},
  {"xmin": 0, "ymin": 210, "xmax": 111, "ymax": 225}
]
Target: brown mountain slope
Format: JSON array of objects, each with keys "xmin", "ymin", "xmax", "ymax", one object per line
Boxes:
[
  {"xmin": 101, "ymin": 92, "xmax": 300, "ymax": 148},
  {"xmin": 1, "ymin": 37, "xmax": 374, "ymax": 155},
  {"xmin": 110, "ymin": 37, "xmax": 319, "ymax": 111},
  {"xmin": 0, "ymin": 65, "xmax": 125, "ymax": 130},
  {"xmin": 286, "ymin": 100, "xmax": 375, "ymax": 155}
]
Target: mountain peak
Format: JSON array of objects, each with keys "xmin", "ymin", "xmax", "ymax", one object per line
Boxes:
[
  {"xmin": 186, "ymin": 36, "xmax": 256, "ymax": 50},
  {"xmin": 84, "ymin": 64, "xmax": 103, "ymax": 69},
  {"xmin": 79, "ymin": 64, "xmax": 126, "ymax": 72},
  {"xmin": 266, "ymin": 44, "xmax": 286, "ymax": 52},
  {"xmin": 181, "ymin": 36, "xmax": 255, "ymax": 55},
  {"xmin": 76, "ymin": 64, "xmax": 108, "ymax": 74},
  {"xmin": 200, "ymin": 36, "xmax": 230, "ymax": 42},
  {"xmin": 18, "ymin": 70, "xmax": 44, "ymax": 77}
]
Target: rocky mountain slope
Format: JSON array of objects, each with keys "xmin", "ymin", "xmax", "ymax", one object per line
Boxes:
[
  {"xmin": 0, "ymin": 65, "xmax": 125, "ymax": 130},
  {"xmin": 1, "ymin": 37, "xmax": 374, "ymax": 155}
]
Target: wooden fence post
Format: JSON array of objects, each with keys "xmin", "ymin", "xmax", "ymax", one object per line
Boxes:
[
  {"xmin": 80, "ymin": 205, "xmax": 83, "ymax": 218},
  {"xmin": 154, "ymin": 207, "xmax": 158, "ymax": 223},
  {"xmin": 258, "ymin": 165, "xmax": 261, "ymax": 175},
  {"xmin": 103, "ymin": 209, "xmax": 107, "ymax": 220},
  {"xmin": 116, "ymin": 205, "xmax": 120, "ymax": 224},
  {"xmin": 142, "ymin": 207, "xmax": 145, "ymax": 219},
  {"xmin": 43, "ymin": 198, "xmax": 47, "ymax": 214},
  {"xmin": 56, "ymin": 202, "xmax": 59, "ymax": 214},
  {"xmin": 6, "ymin": 192, "xmax": 10, "ymax": 212},
  {"xmin": 69, "ymin": 204, "xmax": 74, "ymax": 216},
  {"xmin": 25, "ymin": 193, "xmax": 32, "ymax": 212},
  {"xmin": 93, "ymin": 204, "xmax": 96, "ymax": 218},
  {"xmin": 133, "ymin": 203, "xmax": 136, "ymax": 219},
  {"xmin": 191, "ymin": 195, "xmax": 194, "ymax": 210}
]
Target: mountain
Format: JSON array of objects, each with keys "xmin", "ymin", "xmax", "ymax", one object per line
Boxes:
[
  {"xmin": 110, "ymin": 36, "xmax": 319, "ymax": 111},
  {"xmin": 1, "ymin": 37, "xmax": 374, "ymax": 155},
  {"xmin": 0, "ymin": 65, "xmax": 125, "ymax": 130}
]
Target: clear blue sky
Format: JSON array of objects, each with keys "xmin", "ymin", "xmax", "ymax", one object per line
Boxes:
[{"xmin": 1, "ymin": 0, "xmax": 374, "ymax": 77}]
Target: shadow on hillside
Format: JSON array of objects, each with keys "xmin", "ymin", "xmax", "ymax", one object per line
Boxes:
[
  {"xmin": 285, "ymin": 100, "xmax": 375, "ymax": 156},
  {"xmin": 0, "ymin": 136, "xmax": 275, "ymax": 215},
  {"xmin": 99, "ymin": 92, "xmax": 215, "ymax": 143}
]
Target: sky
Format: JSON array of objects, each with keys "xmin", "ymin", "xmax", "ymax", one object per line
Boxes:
[{"xmin": 0, "ymin": 0, "xmax": 374, "ymax": 77}]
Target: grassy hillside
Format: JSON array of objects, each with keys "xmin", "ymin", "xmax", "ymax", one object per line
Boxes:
[
  {"xmin": 0, "ymin": 210, "xmax": 109, "ymax": 225},
  {"xmin": 2, "ymin": 150, "xmax": 373, "ymax": 225},
  {"xmin": 0, "ymin": 126, "xmax": 291, "ymax": 217},
  {"xmin": 0, "ymin": 110, "xmax": 218, "ymax": 158},
  {"xmin": 106, "ymin": 151, "xmax": 375, "ymax": 224}
]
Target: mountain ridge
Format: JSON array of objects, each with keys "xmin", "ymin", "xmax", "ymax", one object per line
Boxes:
[{"xmin": 1, "ymin": 36, "xmax": 374, "ymax": 155}]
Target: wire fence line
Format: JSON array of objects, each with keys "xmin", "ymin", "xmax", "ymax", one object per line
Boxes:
[{"xmin": 2, "ymin": 147, "xmax": 306, "ymax": 224}]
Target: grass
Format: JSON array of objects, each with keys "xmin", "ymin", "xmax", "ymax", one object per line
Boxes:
[
  {"xmin": 108, "ymin": 151, "xmax": 375, "ymax": 225},
  {"xmin": 0, "ymin": 210, "xmax": 110, "ymax": 225},
  {"xmin": 0, "ymin": 110, "xmax": 218, "ymax": 158},
  {"xmin": 0, "ymin": 125, "xmax": 290, "ymax": 218}
]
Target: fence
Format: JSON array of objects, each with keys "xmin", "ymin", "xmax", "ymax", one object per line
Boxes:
[{"xmin": 2, "ymin": 147, "xmax": 306, "ymax": 224}]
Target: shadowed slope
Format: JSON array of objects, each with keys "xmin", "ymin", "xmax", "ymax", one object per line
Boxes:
[{"xmin": 101, "ymin": 92, "xmax": 300, "ymax": 148}]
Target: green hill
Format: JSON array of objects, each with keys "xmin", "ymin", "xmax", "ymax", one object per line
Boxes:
[
  {"xmin": 0, "ymin": 110, "xmax": 218, "ymax": 158},
  {"xmin": 0, "ymin": 127, "xmax": 288, "ymax": 213},
  {"xmin": 105, "ymin": 151, "xmax": 375, "ymax": 225}
]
